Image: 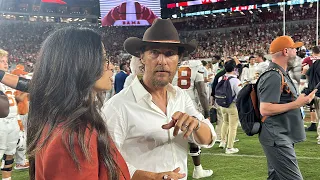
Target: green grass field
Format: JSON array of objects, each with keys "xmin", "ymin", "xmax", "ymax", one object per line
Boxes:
[
  {"xmin": 5, "ymin": 128, "xmax": 320, "ymax": 180},
  {"xmin": 186, "ymin": 129, "xmax": 320, "ymax": 180}
]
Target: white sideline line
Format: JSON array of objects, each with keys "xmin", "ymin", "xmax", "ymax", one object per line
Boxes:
[{"xmin": 201, "ymin": 153, "xmax": 320, "ymax": 160}]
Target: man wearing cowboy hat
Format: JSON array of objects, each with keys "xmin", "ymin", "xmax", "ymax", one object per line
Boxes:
[{"xmin": 102, "ymin": 19, "xmax": 216, "ymax": 180}]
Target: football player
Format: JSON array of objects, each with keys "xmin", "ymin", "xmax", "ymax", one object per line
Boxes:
[
  {"xmin": 0, "ymin": 49, "xmax": 20, "ymax": 180},
  {"xmin": 172, "ymin": 60, "xmax": 213, "ymax": 179}
]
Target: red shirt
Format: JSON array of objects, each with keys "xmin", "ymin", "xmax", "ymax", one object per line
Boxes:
[
  {"xmin": 302, "ymin": 56, "xmax": 320, "ymax": 67},
  {"xmin": 35, "ymin": 127, "xmax": 130, "ymax": 180}
]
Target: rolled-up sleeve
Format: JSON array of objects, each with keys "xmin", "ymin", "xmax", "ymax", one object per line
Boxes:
[
  {"xmin": 189, "ymin": 118, "xmax": 216, "ymax": 148},
  {"xmin": 183, "ymin": 90, "xmax": 216, "ymax": 148}
]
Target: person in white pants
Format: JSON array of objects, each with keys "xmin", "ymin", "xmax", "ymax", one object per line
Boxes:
[
  {"xmin": 10, "ymin": 65, "xmax": 30, "ymax": 170},
  {"xmin": 0, "ymin": 49, "xmax": 21, "ymax": 180},
  {"xmin": 14, "ymin": 114, "xmax": 28, "ymax": 170}
]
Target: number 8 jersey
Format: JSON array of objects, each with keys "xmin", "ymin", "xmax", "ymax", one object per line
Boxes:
[{"xmin": 172, "ymin": 60, "xmax": 204, "ymax": 106}]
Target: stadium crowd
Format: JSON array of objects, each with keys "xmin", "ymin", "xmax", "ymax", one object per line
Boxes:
[{"xmin": 0, "ymin": 18, "xmax": 318, "ymax": 71}]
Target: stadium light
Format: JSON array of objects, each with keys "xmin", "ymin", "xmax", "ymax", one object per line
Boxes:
[
  {"xmin": 317, "ymin": 0, "xmax": 319, "ymax": 46},
  {"xmin": 283, "ymin": 0, "xmax": 286, "ymax": 35},
  {"xmin": 258, "ymin": 9, "xmax": 262, "ymax": 12},
  {"xmin": 249, "ymin": 10, "xmax": 253, "ymax": 14},
  {"xmin": 240, "ymin": 11, "xmax": 245, "ymax": 15}
]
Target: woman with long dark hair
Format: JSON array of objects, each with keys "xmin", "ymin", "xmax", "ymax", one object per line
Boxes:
[{"xmin": 26, "ymin": 27, "xmax": 130, "ymax": 180}]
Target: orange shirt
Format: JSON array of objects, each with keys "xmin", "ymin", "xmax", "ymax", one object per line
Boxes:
[
  {"xmin": 14, "ymin": 90, "xmax": 29, "ymax": 115},
  {"xmin": 35, "ymin": 127, "xmax": 130, "ymax": 180}
]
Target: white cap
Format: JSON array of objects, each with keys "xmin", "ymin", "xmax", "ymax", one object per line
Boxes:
[{"xmin": 129, "ymin": 56, "xmax": 143, "ymax": 75}]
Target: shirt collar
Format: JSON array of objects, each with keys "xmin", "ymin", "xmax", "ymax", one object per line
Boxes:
[
  {"xmin": 268, "ymin": 62, "xmax": 288, "ymax": 76},
  {"xmin": 131, "ymin": 76, "xmax": 177, "ymax": 102},
  {"xmin": 224, "ymin": 73, "xmax": 237, "ymax": 78}
]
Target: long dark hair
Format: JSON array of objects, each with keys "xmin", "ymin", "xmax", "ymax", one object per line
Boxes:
[{"xmin": 27, "ymin": 27, "xmax": 119, "ymax": 180}]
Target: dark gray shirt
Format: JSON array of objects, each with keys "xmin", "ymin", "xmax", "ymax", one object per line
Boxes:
[{"xmin": 257, "ymin": 62, "xmax": 305, "ymax": 146}]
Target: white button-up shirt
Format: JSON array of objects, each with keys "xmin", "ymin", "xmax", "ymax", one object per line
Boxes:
[{"xmin": 102, "ymin": 77, "xmax": 216, "ymax": 179}]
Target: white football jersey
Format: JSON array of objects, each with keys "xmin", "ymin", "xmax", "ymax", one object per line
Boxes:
[
  {"xmin": 0, "ymin": 84, "xmax": 19, "ymax": 120},
  {"xmin": 172, "ymin": 60, "xmax": 204, "ymax": 106}
]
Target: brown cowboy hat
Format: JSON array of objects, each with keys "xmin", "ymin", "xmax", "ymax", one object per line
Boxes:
[{"xmin": 124, "ymin": 19, "xmax": 197, "ymax": 57}]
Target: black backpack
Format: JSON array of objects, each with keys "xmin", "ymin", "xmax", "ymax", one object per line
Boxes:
[
  {"xmin": 215, "ymin": 76, "xmax": 235, "ymax": 108},
  {"xmin": 209, "ymin": 107, "xmax": 217, "ymax": 124},
  {"xmin": 236, "ymin": 68, "xmax": 288, "ymax": 136}
]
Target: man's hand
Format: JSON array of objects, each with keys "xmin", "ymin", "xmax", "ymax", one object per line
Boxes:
[
  {"xmin": 295, "ymin": 89, "xmax": 318, "ymax": 107},
  {"xmin": 234, "ymin": 56, "xmax": 241, "ymax": 65},
  {"xmin": 154, "ymin": 167, "xmax": 186, "ymax": 180},
  {"xmin": 162, "ymin": 112, "xmax": 199, "ymax": 139}
]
